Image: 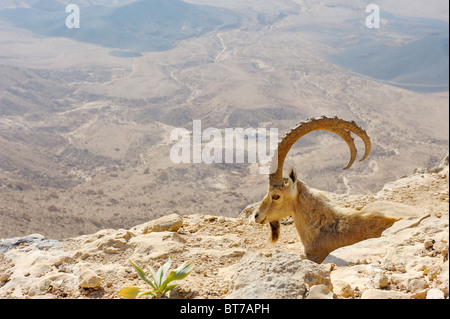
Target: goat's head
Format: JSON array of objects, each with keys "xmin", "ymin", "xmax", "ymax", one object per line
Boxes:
[{"xmin": 254, "ymin": 116, "xmax": 371, "ymax": 242}]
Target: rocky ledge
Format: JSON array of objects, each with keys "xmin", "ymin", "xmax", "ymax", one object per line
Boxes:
[{"xmin": 0, "ymin": 157, "xmax": 448, "ymax": 299}]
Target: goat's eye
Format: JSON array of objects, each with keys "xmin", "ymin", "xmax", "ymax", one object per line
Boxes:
[{"xmin": 272, "ymin": 195, "xmax": 280, "ymax": 200}]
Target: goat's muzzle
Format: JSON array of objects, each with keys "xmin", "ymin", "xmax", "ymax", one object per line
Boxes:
[{"xmin": 254, "ymin": 212, "xmax": 266, "ymax": 224}]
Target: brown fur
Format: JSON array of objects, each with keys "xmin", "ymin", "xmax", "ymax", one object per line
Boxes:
[
  {"xmin": 255, "ymin": 167, "xmax": 401, "ymax": 263},
  {"xmin": 269, "ymin": 221, "xmax": 280, "ymax": 243}
]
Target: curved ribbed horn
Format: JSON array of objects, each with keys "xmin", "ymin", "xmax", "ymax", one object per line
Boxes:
[{"xmin": 269, "ymin": 116, "xmax": 371, "ymax": 187}]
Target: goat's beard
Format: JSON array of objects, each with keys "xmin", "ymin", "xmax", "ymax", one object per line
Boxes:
[{"xmin": 270, "ymin": 221, "xmax": 280, "ymax": 243}]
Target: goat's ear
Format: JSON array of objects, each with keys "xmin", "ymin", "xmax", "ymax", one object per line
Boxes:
[{"xmin": 288, "ymin": 166, "xmax": 297, "ymax": 184}]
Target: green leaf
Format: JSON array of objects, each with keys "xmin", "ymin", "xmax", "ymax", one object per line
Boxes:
[
  {"xmin": 161, "ymin": 256, "xmax": 172, "ymax": 281},
  {"xmin": 139, "ymin": 290, "xmax": 158, "ymax": 297},
  {"xmin": 155, "ymin": 256, "xmax": 171, "ymax": 287},
  {"xmin": 162, "ymin": 284, "xmax": 179, "ymax": 295},
  {"xmin": 129, "ymin": 260, "xmax": 157, "ymax": 290},
  {"xmin": 118, "ymin": 286, "xmax": 143, "ymax": 299},
  {"xmin": 168, "ymin": 260, "xmax": 194, "ymax": 282},
  {"xmin": 161, "ymin": 260, "xmax": 194, "ymax": 291},
  {"xmin": 148, "ymin": 264, "xmax": 158, "ymax": 285}
]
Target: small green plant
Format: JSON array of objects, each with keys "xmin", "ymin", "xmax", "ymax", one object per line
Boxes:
[{"xmin": 119, "ymin": 257, "xmax": 194, "ymax": 299}]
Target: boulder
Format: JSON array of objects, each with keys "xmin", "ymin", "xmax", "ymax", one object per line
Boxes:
[
  {"xmin": 142, "ymin": 214, "xmax": 183, "ymax": 233},
  {"xmin": 324, "ymin": 209, "xmax": 449, "ymax": 299},
  {"xmin": 426, "ymin": 288, "xmax": 445, "ymax": 299},
  {"xmin": 306, "ymin": 284, "xmax": 335, "ymax": 299},
  {"xmin": 361, "ymin": 289, "xmax": 409, "ymax": 299},
  {"xmin": 79, "ymin": 268, "xmax": 102, "ymax": 289},
  {"xmin": 226, "ymin": 250, "xmax": 331, "ymax": 299}
]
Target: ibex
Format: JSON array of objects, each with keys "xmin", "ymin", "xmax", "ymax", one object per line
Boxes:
[{"xmin": 254, "ymin": 116, "xmax": 401, "ymax": 263}]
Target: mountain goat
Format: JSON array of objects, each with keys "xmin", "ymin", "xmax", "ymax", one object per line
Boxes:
[{"xmin": 254, "ymin": 116, "xmax": 401, "ymax": 263}]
